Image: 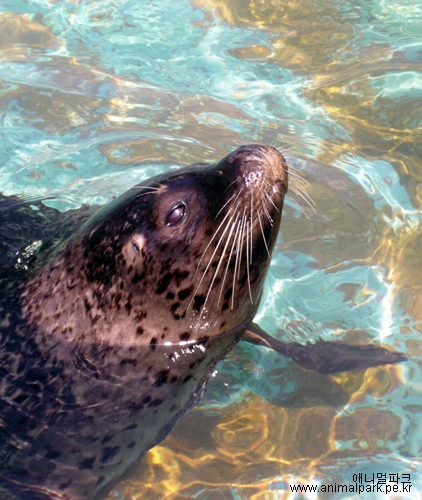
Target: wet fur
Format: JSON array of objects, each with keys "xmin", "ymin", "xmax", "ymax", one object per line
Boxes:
[{"xmin": 0, "ymin": 145, "xmax": 288, "ymax": 499}]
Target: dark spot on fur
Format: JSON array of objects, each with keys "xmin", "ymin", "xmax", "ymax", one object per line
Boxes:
[
  {"xmin": 45, "ymin": 449, "xmax": 62, "ymax": 461},
  {"xmin": 179, "ymin": 332, "xmax": 190, "ymax": 341},
  {"xmin": 193, "ymin": 294, "xmax": 206, "ymax": 313},
  {"xmin": 122, "ymin": 423, "xmax": 137, "ymax": 431},
  {"xmin": 129, "ymin": 401, "xmax": 145, "ymax": 412},
  {"xmin": 59, "ymin": 479, "xmax": 73, "ymax": 491},
  {"xmin": 173, "ymin": 269, "xmax": 189, "ymax": 286},
  {"xmin": 100, "ymin": 446, "xmax": 120, "ymax": 464},
  {"xmin": 142, "ymin": 396, "xmax": 151, "ymax": 405},
  {"xmin": 205, "ymin": 228, "xmax": 213, "ymax": 237},
  {"xmin": 148, "ymin": 398, "xmax": 163, "ymax": 407},
  {"xmin": 127, "ymin": 442, "xmax": 136, "ymax": 449},
  {"xmin": 189, "ymin": 360, "xmax": 200, "ymax": 370},
  {"xmin": 134, "ymin": 310, "xmax": 147, "ymax": 321},
  {"xmin": 224, "ymin": 287, "xmax": 233, "ymax": 300},
  {"xmin": 178, "ymin": 286, "xmax": 193, "ymax": 301},
  {"xmin": 101, "ymin": 434, "xmax": 113, "ymax": 445},
  {"xmin": 166, "ymin": 291, "xmax": 175, "ymax": 300},
  {"xmin": 132, "ymin": 271, "xmax": 145, "ymax": 284},
  {"xmin": 173, "ymin": 310, "xmax": 186, "ymax": 320},
  {"xmin": 120, "ymin": 358, "xmax": 137, "ymax": 367},
  {"xmin": 156, "ymin": 272, "xmax": 172, "ymax": 294},
  {"xmin": 95, "ymin": 476, "xmax": 106, "ymax": 487},
  {"xmin": 14, "ymin": 393, "xmax": 28, "ymax": 405},
  {"xmin": 125, "ymin": 293, "xmax": 133, "ymax": 314},
  {"xmin": 222, "ymin": 301, "xmax": 229, "ymax": 311},
  {"xmin": 154, "ymin": 370, "xmax": 169, "ymax": 387},
  {"xmin": 239, "ymin": 268, "xmax": 248, "ymax": 287},
  {"xmin": 160, "ymin": 260, "xmax": 172, "ymax": 274},
  {"xmin": 79, "ymin": 456, "xmax": 96, "ymax": 470},
  {"xmin": 114, "ymin": 292, "xmax": 122, "ymax": 307},
  {"xmin": 150, "ymin": 337, "xmax": 157, "ymax": 345},
  {"xmin": 136, "ymin": 326, "xmax": 144, "ymax": 336},
  {"xmin": 170, "ymin": 302, "xmax": 180, "ymax": 312}
]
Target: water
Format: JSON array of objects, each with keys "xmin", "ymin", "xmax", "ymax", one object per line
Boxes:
[{"xmin": 1, "ymin": 0, "xmax": 421, "ymax": 498}]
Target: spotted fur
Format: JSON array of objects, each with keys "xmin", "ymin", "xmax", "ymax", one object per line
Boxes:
[{"xmin": 0, "ymin": 145, "xmax": 288, "ymax": 499}]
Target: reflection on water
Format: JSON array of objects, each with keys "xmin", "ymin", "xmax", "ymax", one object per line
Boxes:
[{"xmin": 1, "ymin": 0, "xmax": 422, "ymax": 498}]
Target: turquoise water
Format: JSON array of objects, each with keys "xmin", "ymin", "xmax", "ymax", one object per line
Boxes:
[{"xmin": 1, "ymin": 0, "xmax": 422, "ymax": 498}]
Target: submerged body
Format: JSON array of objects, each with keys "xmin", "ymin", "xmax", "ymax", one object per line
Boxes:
[{"xmin": 0, "ymin": 145, "xmax": 403, "ymax": 500}]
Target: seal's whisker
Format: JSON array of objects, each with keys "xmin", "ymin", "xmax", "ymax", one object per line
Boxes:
[
  {"xmin": 287, "ymin": 166, "xmax": 316, "ymax": 210},
  {"xmin": 214, "ymin": 191, "xmax": 238, "ymax": 221},
  {"xmin": 232, "ymin": 208, "xmax": 246, "ymax": 310},
  {"xmin": 290, "ymin": 185, "xmax": 317, "ymax": 213},
  {"xmin": 250, "ymin": 190, "xmax": 254, "ymax": 263},
  {"xmin": 133, "ymin": 188, "xmax": 160, "ymax": 200},
  {"xmin": 277, "ymin": 143, "xmax": 293, "ymax": 154},
  {"xmin": 202, "ymin": 210, "xmax": 240, "ymax": 315},
  {"xmin": 259, "ymin": 185, "xmax": 274, "ymax": 220},
  {"xmin": 284, "ymin": 163, "xmax": 316, "ymax": 212},
  {"xmin": 265, "ymin": 188, "xmax": 281, "ymax": 214},
  {"xmin": 225, "ymin": 178, "xmax": 239, "ymax": 195},
  {"xmin": 287, "ymin": 169, "xmax": 312, "ymax": 196},
  {"xmin": 289, "ymin": 195, "xmax": 307, "ymax": 216},
  {"xmin": 258, "ymin": 186, "xmax": 273, "ymax": 226},
  {"xmin": 257, "ymin": 210, "xmax": 271, "ymax": 258},
  {"xmin": 192, "ymin": 204, "xmax": 237, "ymax": 280},
  {"xmin": 246, "ymin": 217, "xmax": 253, "ymax": 305},
  {"xmin": 287, "ymin": 169, "xmax": 308, "ymax": 183},
  {"xmin": 264, "ymin": 179, "xmax": 282, "ymax": 195},
  {"xmin": 237, "ymin": 209, "xmax": 247, "ymax": 281},
  {"xmin": 173, "ymin": 155, "xmax": 185, "ymax": 169},
  {"xmin": 218, "ymin": 215, "xmax": 242, "ymax": 307},
  {"xmin": 295, "ymin": 183, "xmax": 316, "ymax": 207},
  {"xmin": 286, "ymin": 162, "xmax": 302, "ymax": 174},
  {"xmin": 188, "ymin": 202, "xmax": 241, "ymax": 313},
  {"xmin": 147, "ymin": 183, "xmax": 164, "ymax": 191}
]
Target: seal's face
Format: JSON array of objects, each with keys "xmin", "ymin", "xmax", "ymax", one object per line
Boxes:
[{"xmin": 23, "ymin": 145, "xmax": 288, "ymax": 345}]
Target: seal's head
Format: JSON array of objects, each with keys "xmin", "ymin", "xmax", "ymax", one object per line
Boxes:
[{"xmin": 23, "ymin": 145, "xmax": 288, "ymax": 345}]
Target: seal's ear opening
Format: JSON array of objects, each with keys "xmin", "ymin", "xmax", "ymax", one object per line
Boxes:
[
  {"xmin": 131, "ymin": 240, "xmax": 140, "ymax": 256},
  {"xmin": 126, "ymin": 234, "xmax": 147, "ymax": 260}
]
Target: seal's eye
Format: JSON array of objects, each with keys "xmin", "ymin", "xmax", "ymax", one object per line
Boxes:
[{"xmin": 166, "ymin": 203, "xmax": 186, "ymax": 226}]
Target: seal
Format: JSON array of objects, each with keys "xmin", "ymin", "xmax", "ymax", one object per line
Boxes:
[{"xmin": 0, "ymin": 145, "xmax": 404, "ymax": 500}]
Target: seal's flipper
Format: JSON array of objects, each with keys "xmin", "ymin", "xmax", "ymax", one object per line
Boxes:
[{"xmin": 243, "ymin": 324, "xmax": 406, "ymax": 374}]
